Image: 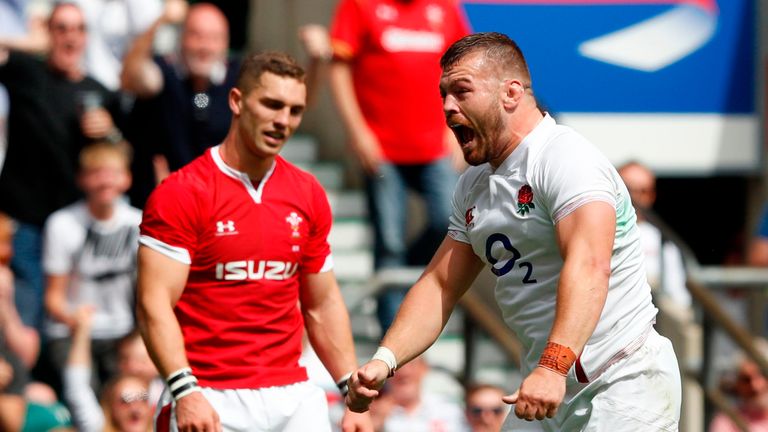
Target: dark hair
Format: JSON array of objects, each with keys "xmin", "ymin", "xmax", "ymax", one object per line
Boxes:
[
  {"xmin": 464, "ymin": 382, "xmax": 506, "ymax": 402},
  {"xmin": 440, "ymin": 32, "xmax": 531, "ymax": 87},
  {"xmin": 236, "ymin": 51, "xmax": 305, "ymax": 93}
]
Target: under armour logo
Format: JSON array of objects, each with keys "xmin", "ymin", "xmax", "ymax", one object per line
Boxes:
[{"xmin": 216, "ymin": 220, "xmax": 238, "ymax": 236}]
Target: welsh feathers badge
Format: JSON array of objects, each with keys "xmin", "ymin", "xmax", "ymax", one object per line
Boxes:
[{"xmin": 517, "ymin": 185, "xmax": 535, "ymax": 215}]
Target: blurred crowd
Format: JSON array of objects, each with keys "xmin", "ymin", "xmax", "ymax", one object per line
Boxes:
[{"xmin": 0, "ymin": 0, "xmax": 765, "ymax": 431}]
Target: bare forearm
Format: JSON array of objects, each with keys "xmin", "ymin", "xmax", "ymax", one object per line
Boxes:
[
  {"xmin": 120, "ymin": 19, "xmax": 162, "ymax": 95},
  {"xmin": 0, "ymin": 314, "xmax": 38, "ymax": 368},
  {"xmin": 137, "ymin": 301, "xmax": 189, "ymax": 378},
  {"xmin": 304, "ymin": 296, "xmax": 358, "ymax": 381},
  {"xmin": 379, "ymin": 274, "xmax": 457, "ymax": 367},
  {"xmin": 328, "ymin": 62, "xmax": 367, "ymax": 134},
  {"xmin": 548, "ymin": 259, "xmax": 609, "ymax": 354}
]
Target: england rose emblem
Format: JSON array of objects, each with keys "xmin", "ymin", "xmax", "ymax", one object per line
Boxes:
[{"xmin": 517, "ymin": 185, "xmax": 535, "ymax": 215}]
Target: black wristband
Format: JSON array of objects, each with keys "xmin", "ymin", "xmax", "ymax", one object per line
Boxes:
[{"xmin": 171, "ymin": 381, "xmax": 200, "ymax": 399}]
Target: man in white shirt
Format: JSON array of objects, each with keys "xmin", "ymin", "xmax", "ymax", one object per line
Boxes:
[
  {"xmin": 617, "ymin": 161, "xmax": 691, "ymax": 309},
  {"xmin": 346, "ymin": 32, "xmax": 681, "ymax": 431}
]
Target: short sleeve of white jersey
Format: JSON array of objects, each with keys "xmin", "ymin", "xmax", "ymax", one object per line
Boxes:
[
  {"xmin": 532, "ymin": 130, "xmax": 617, "ymax": 223},
  {"xmin": 42, "ymin": 209, "xmax": 81, "ymax": 275},
  {"xmin": 447, "ymin": 168, "xmax": 480, "ymax": 244}
]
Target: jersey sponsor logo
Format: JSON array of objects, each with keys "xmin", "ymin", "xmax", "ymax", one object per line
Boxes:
[
  {"xmin": 485, "ymin": 233, "xmax": 537, "ymax": 283},
  {"xmin": 286, "ymin": 212, "xmax": 303, "ymax": 239},
  {"xmin": 215, "ymin": 220, "xmax": 238, "ymax": 236},
  {"xmin": 214, "ymin": 260, "xmax": 299, "ymax": 281},
  {"xmin": 381, "ymin": 28, "xmax": 445, "ymax": 53}
]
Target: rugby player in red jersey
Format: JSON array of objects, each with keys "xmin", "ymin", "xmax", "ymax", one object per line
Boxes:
[{"xmin": 137, "ymin": 51, "xmax": 372, "ymax": 432}]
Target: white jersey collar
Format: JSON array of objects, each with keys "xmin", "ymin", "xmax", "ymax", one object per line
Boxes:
[
  {"xmin": 210, "ymin": 146, "xmax": 276, "ymax": 204},
  {"xmin": 496, "ymin": 113, "xmax": 556, "ymax": 175}
]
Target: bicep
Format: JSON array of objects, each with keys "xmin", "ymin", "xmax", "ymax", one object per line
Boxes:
[
  {"xmin": 299, "ymin": 270, "xmax": 339, "ymax": 311},
  {"xmin": 555, "ymin": 201, "xmax": 615, "ymax": 264},
  {"xmin": 137, "ymin": 245, "xmax": 189, "ymax": 307}
]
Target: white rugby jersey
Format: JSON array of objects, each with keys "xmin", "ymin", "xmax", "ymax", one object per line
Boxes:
[{"xmin": 448, "ymin": 114, "xmax": 657, "ymax": 382}]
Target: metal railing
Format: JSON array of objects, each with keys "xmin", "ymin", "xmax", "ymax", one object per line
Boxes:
[{"xmin": 360, "ymin": 211, "xmax": 768, "ymax": 431}]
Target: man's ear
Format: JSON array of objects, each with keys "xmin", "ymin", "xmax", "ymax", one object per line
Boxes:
[
  {"xmin": 502, "ymin": 79, "xmax": 526, "ymax": 111},
  {"xmin": 229, "ymin": 87, "xmax": 242, "ymax": 115}
]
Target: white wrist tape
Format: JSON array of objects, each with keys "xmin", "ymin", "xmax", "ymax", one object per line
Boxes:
[{"xmin": 372, "ymin": 346, "xmax": 397, "ymax": 377}]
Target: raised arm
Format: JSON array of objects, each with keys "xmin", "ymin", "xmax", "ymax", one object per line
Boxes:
[
  {"xmin": 346, "ymin": 236, "xmax": 484, "ymax": 412},
  {"xmin": 63, "ymin": 306, "xmax": 105, "ymax": 432},
  {"xmin": 120, "ymin": 0, "xmax": 187, "ymax": 97},
  {"xmin": 506, "ymin": 201, "xmax": 614, "ymax": 421},
  {"xmin": 300, "ymin": 270, "xmax": 372, "ymax": 431},
  {"xmin": 136, "ymin": 245, "xmax": 220, "ymax": 431},
  {"xmin": 298, "ymin": 24, "xmax": 331, "ymax": 107}
]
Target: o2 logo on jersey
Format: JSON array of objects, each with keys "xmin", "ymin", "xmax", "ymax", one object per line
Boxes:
[{"xmin": 485, "ymin": 233, "xmax": 537, "ymax": 284}]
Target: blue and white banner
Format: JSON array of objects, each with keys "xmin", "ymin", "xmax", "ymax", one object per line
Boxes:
[{"xmin": 462, "ymin": 0, "xmax": 757, "ymax": 174}]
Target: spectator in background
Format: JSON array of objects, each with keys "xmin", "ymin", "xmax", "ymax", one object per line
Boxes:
[
  {"xmin": 22, "ymin": 381, "xmax": 74, "ymax": 431},
  {"xmin": 43, "ymin": 141, "xmax": 141, "ymax": 395},
  {"xmin": 74, "ymin": 0, "xmax": 164, "ymax": 91},
  {"xmin": 374, "ymin": 356, "xmax": 466, "ymax": 432},
  {"xmin": 747, "ymin": 204, "xmax": 768, "ymax": 267},
  {"xmin": 121, "ymin": 1, "xmax": 235, "ymax": 188},
  {"xmin": 117, "ymin": 331, "xmax": 162, "ymax": 408},
  {"xmin": 0, "ymin": 2, "xmax": 124, "ymax": 330},
  {"xmin": 464, "ymin": 383, "xmax": 508, "ymax": 432},
  {"xmin": 618, "ymin": 161, "xmax": 691, "ymax": 309},
  {"xmin": 0, "ymin": 0, "xmax": 50, "ymax": 172},
  {"xmin": 64, "ymin": 307, "xmax": 152, "ymax": 432},
  {"xmin": 0, "ymin": 212, "xmax": 40, "ymax": 369},
  {"xmin": 709, "ymin": 341, "xmax": 768, "ymax": 432},
  {"xmin": 329, "ymin": 0, "xmax": 470, "ymax": 332}
]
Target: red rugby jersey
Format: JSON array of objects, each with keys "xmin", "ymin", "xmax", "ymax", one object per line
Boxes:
[
  {"xmin": 330, "ymin": 0, "xmax": 469, "ymax": 164},
  {"xmin": 140, "ymin": 146, "xmax": 333, "ymax": 389}
]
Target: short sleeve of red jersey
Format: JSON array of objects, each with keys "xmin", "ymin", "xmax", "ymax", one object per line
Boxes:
[
  {"xmin": 330, "ymin": 0, "xmax": 364, "ymax": 61},
  {"xmin": 139, "ymin": 178, "xmax": 202, "ymax": 265},
  {"xmin": 300, "ymin": 180, "xmax": 334, "ymax": 274}
]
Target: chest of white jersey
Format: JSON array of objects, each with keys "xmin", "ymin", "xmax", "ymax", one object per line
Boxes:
[{"xmin": 448, "ymin": 115, "xmax": 657, "ymax": 380}]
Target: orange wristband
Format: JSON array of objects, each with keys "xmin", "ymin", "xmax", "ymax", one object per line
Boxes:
[{"xmin": 537, "ymin": 341, "xmax": 576, "ymax": 376}]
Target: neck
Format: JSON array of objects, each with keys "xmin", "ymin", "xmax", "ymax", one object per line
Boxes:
[
  {"xmin": 189, "ymin": 74, "xmax": 210, "ymax": 93},
  {"xmin": 489, "ymin": 104, "xmax": 544, "ymax": 170},
  {"xmin": 88, "ymin": 200, "xmax": 115, "ymax": 221},
  {"xmin": 49, "ymin": 61, "xmax": 83, "ymax": 81},
  {"xmin": 219, "ymin": 129, "xmax": 274, "ymax": 182}
]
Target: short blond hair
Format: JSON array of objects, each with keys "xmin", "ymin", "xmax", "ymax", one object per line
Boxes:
[{"xmin": 79, "ymin": 141, "xmax": 133, "ymax": 171}]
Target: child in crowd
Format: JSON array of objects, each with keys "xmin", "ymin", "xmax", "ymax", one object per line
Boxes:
[{"xmin": 42, "ymin": 141, "xmax": 141, "ymax": 393}]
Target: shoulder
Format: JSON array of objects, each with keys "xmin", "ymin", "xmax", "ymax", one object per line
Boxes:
[
  {"xmin": 275, "ymin": 157, "xmax": 326, "ymax": 193},
  {"xmin": 119, "ymin": 201, "xmax": 144, "ymax": 225},
  {"xmin": 456, "ymin": 164, "xmax": 490, "ymax": 194},
  {"xmin": 529, "ymin": 122, "xmax": 612, "ymax": 178},
  {"xmin": 147, "ymin": 155, "xmax": 212, "ymax": 207},
  {"xmin": 45, "ymin": 201, "xmax": 86, "ymax": 228}
]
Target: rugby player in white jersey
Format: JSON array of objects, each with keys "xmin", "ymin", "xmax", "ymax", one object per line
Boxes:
[{"xmin": 346, "ymin": 32, "xmax": 681, "ymax": 431}]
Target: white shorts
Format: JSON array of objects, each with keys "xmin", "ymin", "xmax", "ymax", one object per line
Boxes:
[
  {"xmin": 154, "ymin": 381, "xmax": 331, "ymax": 432},
  {"xmin": 504, "ymin": 329, "xmax": 681, "ymax": 431}
]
